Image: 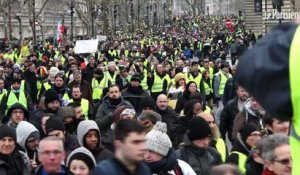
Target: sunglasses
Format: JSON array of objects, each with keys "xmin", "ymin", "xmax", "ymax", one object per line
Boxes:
[{"xmin": 273, "ymin": 158, "xmax": 292, "ymax": 165}]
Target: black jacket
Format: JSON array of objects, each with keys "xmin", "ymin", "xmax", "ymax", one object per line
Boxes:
[
  {"xmin": 226, "ymin": 137, "xmax": 250, "ymax": 165},
  {"xmin": 245, "ymin": 153, "xmax": 264, "ymax": 175},
  {"xmin": 236, "ymin": 23, "xmax": 297, "ymax": 120},
  {"xmin": 0, "ymin": 150, "xmax": 31, "ymax": 175},
  {"xmin": 219, "ymin": 97, "xmax": 239, "ymax": 142},
  {"xmin": 122, "ymin": 85, "xmax": 151, "ymax": 113},
  {"xmin": 33, "ymin": 164, "xmax": 73, "ymax": 175},
  {"xmin": 176, "ymin": 134, "xmax": 222, "ymax": 175},
  {"xmin": 92, "ymin": 157, "xmax": 152, "ymax": 175}
]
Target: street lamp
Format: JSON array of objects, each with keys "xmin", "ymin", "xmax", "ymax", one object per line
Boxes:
[
  {"xmin": 163, "ymin": 3, "xmax": 167, "ymax": 26},
  {"xmin": 113, "ymin": 4, "xmax": 118, "ymax": 35},
  {"xmin": 70, "ymin": 0, "xmax": 74, "ymax": 41},
  {"xmin": 130, "ymin": 0, "xmax": 134, "ymax": 32}
]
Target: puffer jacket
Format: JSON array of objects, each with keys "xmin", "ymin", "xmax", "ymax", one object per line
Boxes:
[{"xmin": 175, "ymin": 134, "xmax": 222, "ymax": 175}]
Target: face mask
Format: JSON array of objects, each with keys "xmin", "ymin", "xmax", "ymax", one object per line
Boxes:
[{"xmin": 65, "ymin": 122, "xmax": 76, "ymax": 134}]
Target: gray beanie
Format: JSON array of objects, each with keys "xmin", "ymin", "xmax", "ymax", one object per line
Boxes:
[{"xmin": 145, "ymin": 121, "xmax": 172, "ymax": 156}]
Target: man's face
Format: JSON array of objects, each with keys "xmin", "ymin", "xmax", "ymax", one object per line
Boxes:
[
  {"xmin": 89, "ymin": 57, "xmax": 95, "ymax": 64},
  {"xmin": 54, "ymin": 77, "xmax": 64, "ymax": 87},
  {"xmin": 250, "ymin": 98, "xmax": 263, "ymax": 112},
  {"xmin": 26, "ymin": 138, "xmax": 39, "ymax": 151},
  {"xmin": 266, "ymin": 119, "xmax": 290, "ymax": 135},
  {"xmin": 108, "ymin": 65, "xmax": 116, "ymax": 72},
  {"xmin": 192, "ymin": 137, "xmax": 210, "ymax": 149},
  {"xmin": 266, "ymin": 144, "xmax": 291, "ymax": 175},
  {"xmin": 47, "ymin": 130, "xmax": 65, "ymax": 141},
  {"xmin": 84, "ymin": 130, "xmax": 99, "ymax": 150},
  {"xmin": 72, "ymin": 87, "xmax": 82, "ymax": 99},
  {"xmin": 11, "ymin": 109, "xmax": 25, "ymax": 124},
  {"xmin": 144, "ymin": 150, "xmax": 163, "ymax": 163},
  {"xmin": 70, "ymin": 64, "xmax": 78, "ymax": 71},
  {"xmin": 38, "ymin": 140, "xmax": 65, "ymax": 174},
  {"xmin": 236, "ymin": 86, "xmax": 249, "ymax": 102},
  {"xmin": 73, "ymin": 107, "xmax": 83, "ymax": 119},
  {"xmin": 12, "ymin": 82, "xmax": 20, "ymax": 90},
  {"xmin": 156, "ymin": 65, "xmax": 164, "ymax": 74},
  {"xmin": 116, "ymin": 132, "xmax": 146, "ymax": 163},
  {"xmin": 46, "ymin": 101, "xmax": 60, "ymax": 112},
  {"xmin": 130, "ymin": 80, "xmax": 140, "ymax": 87},
  {"xmin": 156, "ymin": 95, "xmax": 168, "ymax": 111},
  {"xmin": 108, "ymin": 86, "xmax": 120, "ymax": 99},
  {"xmin": 74, "ymin": 75, "xmax": 82, "ymax": 84},
  {"xmin": 0, "ymin": 137, "xmax": 15, "ymax": 155},
  {"xmin": 246, "ymin": 131, "xmax": 262, "ymax": 148}
]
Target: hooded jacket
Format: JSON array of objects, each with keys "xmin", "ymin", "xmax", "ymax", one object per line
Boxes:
[
  {"xmin": 2, "ymin": 103, "xmax": 29, "ymax": 127},
  {"xmin": 77, "ymin": 120, "xmax": 113, "ymax": 162},
  {"xmin": 16, "ymin": 121, "xmax": 39, "ymax": 162}
]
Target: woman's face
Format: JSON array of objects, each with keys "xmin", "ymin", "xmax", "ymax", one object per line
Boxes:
[
  {"xmin": 188, "ymin": 83, "xmax": 197, "ymax": 93},
  {"xmin": 69, "ymin": 160, "xmax": 90, "ymax": 175},
  {"xmin": 193, "ymin": 103, "xmax": 203, "ymax": 116},
  {"xmin": 178, "ymin": 79, "xmax": 185, "ymax": 86}
]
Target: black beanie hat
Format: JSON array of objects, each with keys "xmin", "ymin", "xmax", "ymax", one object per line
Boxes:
[
  {"xmin": 45, "ymin": 117, "xmax": 66, "ymax": 135},
  {"xmin": 44, "ymin": 89, "xmax": 60, "ymax": 105},
  {"xmin": 139, "ymin": 97, "xmax": 156, "ymax": 111},
  {"xmin": 187, "ymin": 117, "xmax": 212, "ymax": 141},
  {"xmin": 68, "ymin": 153, "xmax": 95, "ymax": 170},
  {"xmin": 0, "ymin": 125, "xmax": 16, "ymax": 142},
  {"xmin": 239, "ymin": 124, "xmax": 259, "ymax": 143}
]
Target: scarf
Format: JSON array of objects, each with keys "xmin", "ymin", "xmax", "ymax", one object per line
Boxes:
[{"xmin": 146, "ymin": 149, "xmax": 178, "ymax": 174}]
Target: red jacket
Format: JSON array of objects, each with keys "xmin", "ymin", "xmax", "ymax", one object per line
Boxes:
[{"xmin": 261, "ymin": 168, "xmax": 276, "ymax": 175}]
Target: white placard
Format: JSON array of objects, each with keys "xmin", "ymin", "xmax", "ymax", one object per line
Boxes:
[
  {"xmin": 96, "ymin": 35, "xmax": 107, "ymax": 41},
  {"xmin": 74, "ymin": 39, "xmax": 99, "ymax": 53}
]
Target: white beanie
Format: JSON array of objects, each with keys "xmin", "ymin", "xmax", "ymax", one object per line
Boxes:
[{"xmin": 146, "ymin": 121, "xmax": 172, "ymax": 156}]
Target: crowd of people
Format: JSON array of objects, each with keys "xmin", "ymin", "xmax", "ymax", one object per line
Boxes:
[{"xmin": 0, "ymin": 15, "xmax": 292, "ymax": 175}]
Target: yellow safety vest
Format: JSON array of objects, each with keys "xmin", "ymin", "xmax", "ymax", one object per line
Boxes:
[
  {"xmin": 289, "ymin": 26, "xmax": 300, "ymax": 175},
  {"xmin": 141, "ymin": 70, "xmax": 148, "ymax": 91},
  {"xmin": 7, "ymin": 90, "xmax": 27, "ymax": 111},
  {"xmin": 151, "ymin": 73, "xmax": 166, "ymax": 93},
  {"xmin": 105, "ymin": 72, "xmax": 117, "ymax": 85},
  {"xmin": 203, "ymin": 80, "xmax": 213, "ymax": 96},
  {"xmin": 187, "ymin": 73, "xmax": 202, "ymax": 92},
  {"xmin": 43, "ymin": 82, "xmax": 52, "ymax": 91},
  {"xmin": 216, "ymin": 72, "xmax": 231, "ymax": 96},
  {"xmin": 92, "ymin": 77, "xmax": 107, "ymax": 100},
  {"xmin": 69, "ymin": 98, "xmax": 89, "ymax": 120},
  {"xmin": 216, "ymin": 138, "xmax": 227, "ymax": 162},
  {"xmin": 230, "ymin": 151, "xmax": 247, "ymax": 174},
  {"xmin": 200, "ymin": 67, "xmax": 214, "ymax": 78},
  {"xmin": 0, "ymin": 89, "xmax": 7, "ymax": 102}
]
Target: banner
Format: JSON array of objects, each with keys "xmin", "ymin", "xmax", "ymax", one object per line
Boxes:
[{"xmin": 74, "ymin": 39, "xmax": 99, "ymax": 54}]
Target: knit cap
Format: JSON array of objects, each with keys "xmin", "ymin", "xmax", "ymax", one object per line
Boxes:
[
  {"xmin": 0, "ymin": 125, "xmax": 16, "ymax": 142},
  {"xmin": 146, "ymin": 121, "xmax": 172, "ymax": 156},
  {"xmin": 45, "ymin": 117, "xmax": 66, "ymax": 134},
  {"xmin": 187, "ymin": 117, "xmax": 212, "ymax": 141}
]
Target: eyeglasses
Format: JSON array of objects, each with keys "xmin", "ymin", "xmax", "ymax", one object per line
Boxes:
[
  {"xmin": 39, "ymin": 150, "xmax": 63, "ymax": 156},
  {"xmin": 273, "ymin": 158, "xmax": 292, "ymax": 165}
]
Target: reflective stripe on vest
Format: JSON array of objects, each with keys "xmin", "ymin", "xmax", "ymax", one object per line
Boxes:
[
  {"xmin": 92, "ymin": 78, "xmax": 107, "ymax": 100},
  {"xmin": 7, "ymin": 91, "xmax": 27, "ymax": 111},
  {"xmin": 230, "ymin": 151, "xmax": 247, "ymax": 174},
  {"xmin": 20, "ymin": 80, "xmax": 25, "ymax": 92},
  {"xmin": 69, "ymin": 98, "xmax": 89, "ymax": 120},
  {"xmin": 289, "ymin": 26, "xmax": 300, "ymax": 175},
  {"xmin": 216, "ymin": 138, "xmax": 227, "ymax": 162},
  {"xmin": 188, "ymin": 73, "xmax": 202, "ymax": 92},
  {"xmin": 151, "ymin": 73, "xmax": 165, "ymax": 93}
]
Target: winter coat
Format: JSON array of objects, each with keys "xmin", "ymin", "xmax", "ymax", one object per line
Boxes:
[
  {"xmin": 156, "ymin": 107, "xmax": 180, "ymax": 148},
  {"xmin": 92, "ymin": 157, "xmax": 152, "ymax": 175},
  {"xmin": 95, "ymin": 96, "xmax": 132, "ymax": 140},
  {"xmin": 232, "ymin": 101, "xmax": 265, "ymax": 140},
  {"xmin": 2, "ymin": 103, "xmax": 30, "ymax": 126},
  {"xmin": 226, "ymin": 134, "xmax": 250, "ymax": 165},
  {"xmin": 68, "ymin": 79, "xmax": 94, "ymax": 107},
  {"xmin": 122, "ymin": 85, "xmax": 151, "ymax": 113},
  {"xmin": 176, "ymin": 134, "xmax": 222, "ymax": 175},
  {"xmin": 245, "ymin": 153, "xmax": 264, "ymax": 175},
  {"xmin": 77, "ymin": 120, "xmax": 113, "ymax": 162},
  {"xmin": 33, "ymin": 164, "xmax": 73, "ymax": 175},
  {"xmin": 146, "ymin": 149, "xmax": 196, "ymax": 175},
  {"xmin": 0, "ymin": 149, "xmax": 31, "ymax": 175},
  {"xmin": 219, "ymin": 97, "xmax": 240, "ymax": 142}
]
